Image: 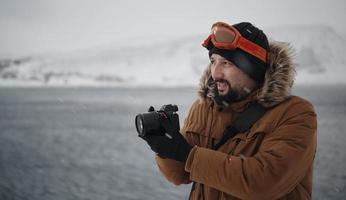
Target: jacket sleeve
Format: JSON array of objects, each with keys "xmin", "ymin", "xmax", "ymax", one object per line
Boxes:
[
  {"xmin": 184, "ymin": 101, "xmax": 317, "ymax": 199},
  {"xmin": 155, "ymin": 100, "xmax": 201, "ymax": 185}
]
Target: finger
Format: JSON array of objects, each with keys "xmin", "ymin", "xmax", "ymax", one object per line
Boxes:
[
  {"xmin": 148, "ymin": 106, "xmax": 155, "ymax": 112},
  {"xmin": 144, "ymin": 135, "xmax": 166, "ymax": 146}
]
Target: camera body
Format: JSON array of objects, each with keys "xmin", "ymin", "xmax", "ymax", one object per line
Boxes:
[{"xmin": 135, "ymin": 104, "xmax": 180, "ymax": 137}]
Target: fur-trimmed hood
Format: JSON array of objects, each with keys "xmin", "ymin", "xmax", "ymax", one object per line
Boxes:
[{"xmin": 197, "ymin": 41, "xmax": 296, "ymax": 108}]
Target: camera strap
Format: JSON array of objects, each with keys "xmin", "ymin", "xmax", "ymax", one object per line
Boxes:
[
  {"xmin": 212, "ymin": 102, "xmax": 267, "ymax": 150},
  {"xmin": 189, "ymin": 102, "xmax": 268, "ymax": 200}
]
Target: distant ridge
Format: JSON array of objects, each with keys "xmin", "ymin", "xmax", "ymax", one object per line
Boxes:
[{"xmin": 1, "ymin": 25, "xmax": 345, "ymax": 87}]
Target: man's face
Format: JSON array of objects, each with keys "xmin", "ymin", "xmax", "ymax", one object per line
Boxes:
[{"xmin": 210, "ymin": 53, "xmax": 258, "ymax": 101}]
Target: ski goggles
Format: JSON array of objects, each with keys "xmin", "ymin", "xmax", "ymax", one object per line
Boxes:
[{"xmin": 202, "ymin": 22, "xmax": 268, "ymax": 63}]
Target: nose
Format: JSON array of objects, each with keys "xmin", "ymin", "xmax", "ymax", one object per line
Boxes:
[{"xmin": 211, "ymin": 60, "xmax": 224, "ymax": 80}]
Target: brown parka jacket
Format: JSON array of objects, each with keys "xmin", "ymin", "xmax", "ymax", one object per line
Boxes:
[{"xmin": 155, "ymin": 41, "xmax": 317, "ymax": 200}]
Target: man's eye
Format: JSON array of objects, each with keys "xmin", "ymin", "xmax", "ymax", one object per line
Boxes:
[
  {"xmin": 225, "ymin": 61, "xmax": 233, "ymax": 66},
  {"xmin": 210, "ymin": 60, "xmax": 215, "ymax": 64}
]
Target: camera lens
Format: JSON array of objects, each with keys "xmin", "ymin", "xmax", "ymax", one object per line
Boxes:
[
  {"xmin": 135, "ymin": 112, "xmax": 161, "ymax": 137},
  {"xmin": 135, "ymin": 115, "xmax": 144, "ymax": 136}
]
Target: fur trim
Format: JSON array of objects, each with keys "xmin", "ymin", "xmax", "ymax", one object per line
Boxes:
[{"xmin": 198, "ymin": 41, "xmax": 296, "ymax": 108}]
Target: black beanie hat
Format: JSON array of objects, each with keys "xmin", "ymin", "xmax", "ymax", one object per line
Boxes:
[{"xmin": 208, "ymin": 22, "xmax": 269, "ymax": 83}]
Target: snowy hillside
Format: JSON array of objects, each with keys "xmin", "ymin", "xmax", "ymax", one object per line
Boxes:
[
  {"xmin": 1, "ymin": 25, "xmax": 345, "ymax": 87},
  {"xmin": 0, "ymin": 36, "xmax": 207, "ymax": 87},
  {"xmin": 267, "ymin": 25, "xmax": 346, "ymax": 85}
]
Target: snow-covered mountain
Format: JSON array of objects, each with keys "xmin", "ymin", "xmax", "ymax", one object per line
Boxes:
[
  {"xmin": 0, "ymin": 36, "xmax": 207, "ymax": 87},
  {"xmin": 1, "ymin": 25, "xmax": 345, "ymax": 87},
  {"xmin": 267, "ymin": 25, "xmax": 346, "ymax": 85}
]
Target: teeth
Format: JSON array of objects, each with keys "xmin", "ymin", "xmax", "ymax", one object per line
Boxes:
[{"xmin": 217, "ymin": 82, "xmax": 228, "ymax": 91}]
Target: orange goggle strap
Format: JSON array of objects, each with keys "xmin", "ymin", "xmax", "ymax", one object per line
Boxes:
[
  {"xmin": 237, "ymin": 37, "xmax": 268, "ymax": 63},
  {"xmin": 202, "ymin": 25, "xmax": 268, "ymax": 63}
]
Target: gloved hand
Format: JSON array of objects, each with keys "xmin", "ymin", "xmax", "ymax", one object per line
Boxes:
[
  {"xmin": 143, "ymin": 131, "xmax": 192, "ymax": 162},
  {"xmin": 140, "ymin": 107, "xmax": 192, "ymax": 162}
]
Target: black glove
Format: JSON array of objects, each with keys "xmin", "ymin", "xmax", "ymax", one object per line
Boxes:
[
  {"xmin": 143, "ymin": 131, "xmax": 192, "ymax": 162},
  {"xmin": 139, "ymin": 113, "xmax": 192, "ymax": 162}
]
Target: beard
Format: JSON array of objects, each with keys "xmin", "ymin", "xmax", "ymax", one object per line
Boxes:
[{"xmin": 212, "ymin": 79, "xmax": 251, "ymax": 106}]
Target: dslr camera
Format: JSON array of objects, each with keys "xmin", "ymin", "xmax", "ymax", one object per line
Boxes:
[{"xmin": 135, "ymin": 104, "xmax": 180, "ymax": 137}]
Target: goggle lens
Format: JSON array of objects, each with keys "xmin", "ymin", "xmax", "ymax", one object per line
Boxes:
[
  {"xmin": 213, "ymin": 27, "xmax": 236, "ymax": 43},
  {"xmin": 204, "ymin": 22, "xmax": 268, "ymax": 63}
]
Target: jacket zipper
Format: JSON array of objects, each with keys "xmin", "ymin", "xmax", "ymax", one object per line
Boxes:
[
  {"xmin": 199, "ymin": 107, "xmax": 215, "ymax": 200},
  {"xmin": 207, "ymin": 106, "xmax": 215, "ymax": 149}
]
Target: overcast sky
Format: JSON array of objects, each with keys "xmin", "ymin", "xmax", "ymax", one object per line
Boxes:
[{"xmin": 1, "ymin": 0, "xmax": 346, "ymax": 58}]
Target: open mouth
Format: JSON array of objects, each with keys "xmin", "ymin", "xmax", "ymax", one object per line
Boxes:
[{"xmin": 216, "ymin": 80, "xmax": 230, "ymax": 93}]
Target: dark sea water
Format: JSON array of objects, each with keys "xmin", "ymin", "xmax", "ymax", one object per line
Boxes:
[{"xmin": 0, "ymin": 85, "xmax": 345, "ymax": 200}]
